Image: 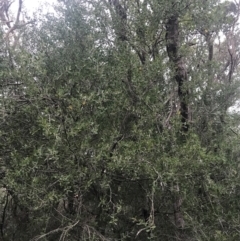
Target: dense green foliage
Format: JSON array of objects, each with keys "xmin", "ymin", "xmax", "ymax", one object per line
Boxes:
[{"xmin": 0, "ymin": 0, "xmax": 240, "ymax": 240}]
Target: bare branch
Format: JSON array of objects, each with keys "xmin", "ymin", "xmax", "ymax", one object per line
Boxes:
[{"xmin": 4, "ymin": 0, "xmax": 22, "ymax": 39}]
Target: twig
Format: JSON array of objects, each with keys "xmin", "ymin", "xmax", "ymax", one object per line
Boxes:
[{"xmin": 31, "ymin": 221, "xmax": 80, "ymax": 241}]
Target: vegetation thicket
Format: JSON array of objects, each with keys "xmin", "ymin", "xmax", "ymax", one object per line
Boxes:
[{"xmin": 0, "ymin": 0, "xmax": 240, "ymax": 240}]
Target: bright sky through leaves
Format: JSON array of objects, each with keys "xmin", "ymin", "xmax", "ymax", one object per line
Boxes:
[{"xmin": 12, "ymin": 0, "xmax": 56, "ymax": 16}]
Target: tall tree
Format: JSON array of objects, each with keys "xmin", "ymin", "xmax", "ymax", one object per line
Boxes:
[{"xmin": 0, "ymin": 0, "xmax": 240, "ymax": 240}]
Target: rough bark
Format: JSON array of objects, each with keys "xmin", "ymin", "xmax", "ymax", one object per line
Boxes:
[
  {"xmin": 165, "ymin": 15, "xmax": 187, "ymax": 240},
  {"xmin": 165, "ymin": 15, "xmax": 189, "ymax": 133}
]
